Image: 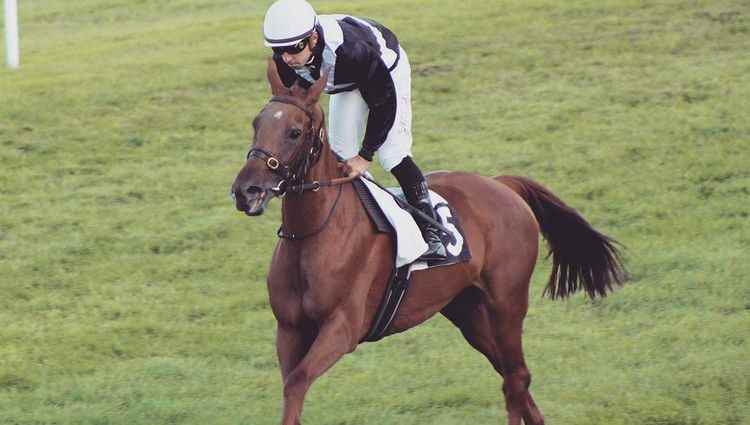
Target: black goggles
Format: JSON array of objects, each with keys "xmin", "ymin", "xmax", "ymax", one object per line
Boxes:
[{"xmin": 272, "ymin": 38, "xmax": 309, "ymax": 55}]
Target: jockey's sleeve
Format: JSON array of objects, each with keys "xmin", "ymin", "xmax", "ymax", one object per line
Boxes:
[
  {"xmin": 272, "ymin": 54, "xmax": 313, "ymax": 89},
  {"xmin": 346, "ymin": 41, "xmax": 397, "ymax": 162}
]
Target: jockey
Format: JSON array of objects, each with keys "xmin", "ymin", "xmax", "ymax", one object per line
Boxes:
[{"xmin": 263, "ymin": 0, "xmax": 447, "ymax": 260}]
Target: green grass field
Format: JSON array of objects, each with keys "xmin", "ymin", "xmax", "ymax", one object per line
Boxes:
[{"xmin": 1, "ymin": 0, "xmax": 749, "ymax": 424}]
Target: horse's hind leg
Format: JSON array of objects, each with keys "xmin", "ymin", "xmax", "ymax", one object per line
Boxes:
[
  {"xmin": 442, "ymin": 285, "xmax": 544, "ymax": 425},
  {"xmin": 488, "ymin": 290, "xmax": 545, "ymax": 425}
]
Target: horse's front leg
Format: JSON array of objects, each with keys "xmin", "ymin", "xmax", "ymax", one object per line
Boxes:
[
  {"xmin": 280, "ymin": 311, "xmax": 356, "ymax": 425},
  {"xmin": 276, "ymin": 322, "xmax": 316, "ymax": 380}
]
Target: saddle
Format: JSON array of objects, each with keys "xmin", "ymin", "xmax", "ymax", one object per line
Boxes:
[{"xmin": 351, "ymin": 178, "xmax": 471, "ymax": 342}]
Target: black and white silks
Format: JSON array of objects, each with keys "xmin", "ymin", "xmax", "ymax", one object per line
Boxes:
[{"xmin": 273, "ymin": 15, "xmax": 401, "ymax": 161}]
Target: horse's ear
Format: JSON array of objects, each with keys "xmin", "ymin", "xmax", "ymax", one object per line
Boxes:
[
  {"xmin": 267, "ymin": 58, "xmax": 290, "ymax": 96},
  {"xmin": 304, "ymin": 66, "xmax": 330, "ymax": 105}
]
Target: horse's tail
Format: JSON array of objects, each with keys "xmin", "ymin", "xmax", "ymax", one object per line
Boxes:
[{"xmin": 496, "ymin": 175, "xmax": 627, "ymax": 299}]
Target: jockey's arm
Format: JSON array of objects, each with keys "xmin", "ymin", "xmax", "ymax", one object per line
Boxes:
[{"xmin": 347, "ymin": 41, "xmax": 397, "ymax": 162}]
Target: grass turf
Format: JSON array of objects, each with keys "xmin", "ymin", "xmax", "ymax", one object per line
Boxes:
[{"xmin": 1, "ymin": 0, "xmax": 748, "ymax": 424}]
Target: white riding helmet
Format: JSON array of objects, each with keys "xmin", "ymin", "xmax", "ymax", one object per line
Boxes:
[{"xmin": 263, "ymin": 0, "xmax": 318, "ymax": 47}]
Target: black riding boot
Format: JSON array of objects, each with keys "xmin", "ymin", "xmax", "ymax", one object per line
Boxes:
[
  {"xmin": 391, "ymin": 157, "xmax": 447, "ymax": 261},
  {"xmin": 408, "ymin": 181, "xmax": 448, "ymax": 260}
]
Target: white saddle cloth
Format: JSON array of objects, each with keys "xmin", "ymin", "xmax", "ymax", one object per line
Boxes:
[{"xmin": 360, "ymin": 177, "xmax": 467, "ymax": 269}]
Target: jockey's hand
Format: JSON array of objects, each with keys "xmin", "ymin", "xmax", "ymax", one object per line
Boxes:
[{"xmin": 345, "ymin": 155, "xmax": 371, "ymax": 177}]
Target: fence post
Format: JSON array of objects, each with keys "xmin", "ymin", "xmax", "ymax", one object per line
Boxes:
[{"xmin": 4, "ymin": 0, "xmax": 19, "ymax": 69}]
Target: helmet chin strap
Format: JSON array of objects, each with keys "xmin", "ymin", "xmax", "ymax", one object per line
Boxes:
[{"xmin": 303, "ymin": 31, "xmax": 319, "ymax": 65}]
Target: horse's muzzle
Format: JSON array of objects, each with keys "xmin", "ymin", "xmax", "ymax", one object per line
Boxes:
[{"xmin": 233, "ymin": 184, "xmax": 276, "ymax": 216}]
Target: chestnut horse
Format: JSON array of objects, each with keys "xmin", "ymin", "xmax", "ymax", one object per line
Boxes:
[{"xmin": 231, "ymin": 61, "xmax": 626, "ymax": 425}]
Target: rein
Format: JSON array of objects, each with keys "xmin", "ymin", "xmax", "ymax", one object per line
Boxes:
[{"xmin": 278, "ymin": 183, "xmax": 344, "ymax": 240}]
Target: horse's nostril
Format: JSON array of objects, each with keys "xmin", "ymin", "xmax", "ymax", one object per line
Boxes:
[{"xmin": 245, "ymin": 185, "xmax": 263, "ymax": 196}]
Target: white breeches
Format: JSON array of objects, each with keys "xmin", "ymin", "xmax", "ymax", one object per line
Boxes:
[{"xmin": 328, "ymin": 47, "xmax": 412, "ymax": 172}]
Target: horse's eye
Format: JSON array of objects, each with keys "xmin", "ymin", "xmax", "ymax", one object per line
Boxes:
[{"xmin": 289, "ymin": 128, "xmax": 302, "ymax": 140}]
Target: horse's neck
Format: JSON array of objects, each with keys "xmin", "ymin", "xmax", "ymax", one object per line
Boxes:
[{"xmin": 280, "ymin": 143, "xmax": 344, "ymax": 235}]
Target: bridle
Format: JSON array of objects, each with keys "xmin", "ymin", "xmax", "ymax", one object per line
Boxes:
[
  {"xmin": 244, "ymin": 96, "xmax": 355, "ymax": 240},
  {"xmin": 246, "ymin": 96, "xmax": 327, "ymax": 196}
]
